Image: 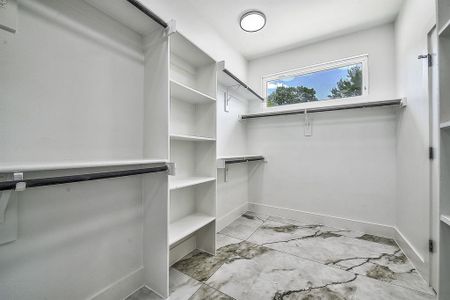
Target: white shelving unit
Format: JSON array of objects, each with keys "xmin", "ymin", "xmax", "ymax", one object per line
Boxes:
[
  {"xmin": 438, "ymin": 0, "xmax": 450, "ymax": 297},
  {"xmin": 168, "ymin": 31, "xmax": 217, "ymax": 264}
]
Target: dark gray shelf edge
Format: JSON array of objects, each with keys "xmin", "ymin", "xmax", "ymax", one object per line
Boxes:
[
  {"xmin": 126, "ymin": 0, "xmax": 168, "ymax": 28},
  {"xmin": 222, "ymin": 68, "xmax": 265, "ymax": 102},
  {"xmin": 241, "ymin": 99, "xmax": 403, "ymax": 120}
]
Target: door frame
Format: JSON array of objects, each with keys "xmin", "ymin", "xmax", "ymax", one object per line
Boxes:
[{"xmin": 427, "ymin": 24, "xmax": 440, "ymax": 291}]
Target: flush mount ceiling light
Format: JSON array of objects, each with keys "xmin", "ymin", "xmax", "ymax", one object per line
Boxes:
[{"xmin": 240, "ymin": 10, "xmax": 266, "ymax": 32}]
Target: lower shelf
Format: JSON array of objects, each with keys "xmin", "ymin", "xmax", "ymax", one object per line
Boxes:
[
  {"xmin": 169, "ymin": 176, "xmax": 216, "ymax": 190},
  {"xmin": 169, "ymin": 213, "xmax": 215, "ymax": 246}
]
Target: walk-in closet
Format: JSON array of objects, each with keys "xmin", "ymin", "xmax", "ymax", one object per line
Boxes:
[{"xmin": 0, "ymin": 0, "xmax": 448, "ymax": 299}]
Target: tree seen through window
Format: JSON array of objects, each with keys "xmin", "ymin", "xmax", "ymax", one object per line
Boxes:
[{"xmin": 266, "ymin": 64, "xmax": 363, "ymax": 107}]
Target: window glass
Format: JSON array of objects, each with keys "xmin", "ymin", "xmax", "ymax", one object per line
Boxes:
[{"xmin": 266, "ymin": 63, "xmax": 364, "ymax": 107}]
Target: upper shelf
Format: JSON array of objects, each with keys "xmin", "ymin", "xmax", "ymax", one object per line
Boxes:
[
  {"xmin": 170, "ymin": 80, "xmax": 216, "ymax": 104},
  {"xmin": 217, "ymin": 61, "xmax": 264, "ymax": 102},
  {"xmin": 241, "ymin": 98, "xmax": 404, "ymax": 120},
  {"xmin": 0, "ymin": 159, "xmax": 168, "ymax": 173},
  {"xmin": 217, "ymin": 155, "xmax": 265, "ymax": 168},
  {"xmin": 85, "ymin": 0, "xmax": 166, "ymax": 36}
]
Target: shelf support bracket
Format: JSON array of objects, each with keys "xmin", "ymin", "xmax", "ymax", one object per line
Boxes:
[
  {"xmin": 224, "ymin": 165, "xmax": 229, "ymax": 182},
  {"xmin": 224, "ymin": 90, "xmax": 230, "ymax": 112},
  {"xmin": 304, "ymin": 109, "xmax": 312, "ymax": 137},
  {"xmin": 224, "ymin": 84, "xmax": 245, "ymax": 112}
]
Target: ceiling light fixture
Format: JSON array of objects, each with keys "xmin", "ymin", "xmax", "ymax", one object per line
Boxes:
[{"xmin": 240, "ymin": 10, "xmax": 266, "ymax": 32}]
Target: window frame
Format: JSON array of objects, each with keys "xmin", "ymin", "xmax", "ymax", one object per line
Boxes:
[{"xmin": 261, "ymin": 55, "xmax": 370, "ymax": 111}]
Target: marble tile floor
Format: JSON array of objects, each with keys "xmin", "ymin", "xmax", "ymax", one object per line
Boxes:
[{"xmin": 127, "ymin": 212, "xmax": 436, "ymax": 300}]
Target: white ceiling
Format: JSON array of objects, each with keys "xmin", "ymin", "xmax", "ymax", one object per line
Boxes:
[{"xmin": 184, "ymin": 0, "xmax": 404, "ymax": 60}]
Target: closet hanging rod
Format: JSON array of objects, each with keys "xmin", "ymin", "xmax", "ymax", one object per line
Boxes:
[
  {"xmin": 225, "ymin": 156, "xmax": 265, "ymax": 165},
  {"xmin": 241, "ymin": 99, "xmax": 403, "ymax": 120},
  {"xmin": 126, "ymin": 0, "xmax": 168, "ymax": 28},
  {"xmin": 223, "ymin": 69, "xmax": 265, "ymax": 102},
  {"xmin": 0, "ymin": 165, "xmax": 168, "ymax": 191}
]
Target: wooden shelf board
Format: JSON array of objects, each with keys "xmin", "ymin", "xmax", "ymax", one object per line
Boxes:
[
  {"xmin": 442, "ymin": 215, "xmax": 450, "ymax": 227},
  {"xmin": 169, "ymin": 213, "xmax": 215, "ymax": 245},
  {"xmin": 169, "ymin": 176, "xmax": 215, "ymax": 190},
  {"xmin": 0, "ymin": 159, "xmax": 168, "ymax": 173},
  {"xmin": 170, "ymin": 134, "xmax": 216, "ymax": 142}
]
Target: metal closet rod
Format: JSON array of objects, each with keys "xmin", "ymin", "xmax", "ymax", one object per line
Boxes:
[
  {"xmin": 0, "ymin": 165, "xmax": 168, "ymax": 191},
  {"xmin": 223, "ymin": 69, "xmax": 265, "ymax": 102},
  {"xmin": 225, "ymin": 157, "xmax": 265, "ymax": 165},
  {"xmin": 126, "ymin": 0, "xmax": 168, "ymax": 28},
  {"xmin": 241, "ymin": 99, "xmax": 403, "ymax": 120}
]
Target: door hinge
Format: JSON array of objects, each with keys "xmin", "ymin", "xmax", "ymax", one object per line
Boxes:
[
  {"xmin": 418, "ymin": 54, "xmax": 432, "ymax": 67},
  {"xmin": 429, "ymin": 239, "xmax": 434, "ymax": 253},
  {"xmin": 429, "ymin": 147, "xmax": 434, "ymax": 160}
]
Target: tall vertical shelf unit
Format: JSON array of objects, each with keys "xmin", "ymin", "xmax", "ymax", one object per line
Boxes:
[
  {"xmin": 438, "ymin": 0, "xmax": 450, "ymax": 297},
  {"xmin": 168, "ymin": 33, "xmax": 217, "ymax": 265}
]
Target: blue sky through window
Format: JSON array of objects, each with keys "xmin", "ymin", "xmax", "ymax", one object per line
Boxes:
[{"xmin": 267, "ymin": 63, "xmax": 362, "ymax": 100}]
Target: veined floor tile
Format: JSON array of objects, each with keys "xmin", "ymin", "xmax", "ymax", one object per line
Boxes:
[
  {"xmin": 188, "ymin": 285, "xmax": 234, "ymax": 300},
  {"xmin": 219, "ymin": 212, "xmax": 266, "ymax": 240},
  {"xmin": 125, "ymin": 269, "xmax": 201, "ymax": 300},
  {"xmin": 173, "ymin": 234, "xmax": 261, "ymax": 282},
  {"xmin": 248, "ymin": 218, "xmax": 433, "ymax": 295},
  {"xmin": 205, "ymin": 241, "xmax": 433, "ymax": 300}
]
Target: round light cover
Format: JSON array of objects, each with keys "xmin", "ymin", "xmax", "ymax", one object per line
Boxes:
[{"xmin": 240, "ymin": 10, "xmax": 266, "ymax": 32}]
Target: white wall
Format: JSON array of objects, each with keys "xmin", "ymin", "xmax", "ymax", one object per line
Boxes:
[
  {"xmin": 0, "ymin": 1, "xmax": 168, "ymax": 299},
  {"xmin": 140, "ymin": 0, "xmax": 248, "ymax": 80},
  {"xmin": 248, "ymin": 24, "xmax": 397, "ymax": 109},
  {"xmin": 246, "ymin": 24, "xmax": 398, "ymax": 231},
  {"xmin": 395, "ymin": 0, "xmax": 436, "ymax": 279}
]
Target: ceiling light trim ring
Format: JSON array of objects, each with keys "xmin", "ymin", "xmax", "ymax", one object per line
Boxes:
[{"xmin": 240, "ymin": 10, "xmax": 266, "ymax": 33}]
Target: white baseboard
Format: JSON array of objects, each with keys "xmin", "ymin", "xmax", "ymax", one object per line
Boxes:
[
  {"xmin": 89, "ymin": 267, "xmax": 144, "ymax": 300},
  {"xmin": 394, "ymin": 227, "xmax": 427, "ymax": 280},
  {"xmin": 217, "ymin": 202, "xmax": 248, "ymax": 232},
  {"xmin": 248, "ymin": 202, "xmax": 428, "ymax": 282},
  {"xmin": 169, "ymin": 235, "xmax": 197, "ymax": 266},
  {"xmin": 248, "ymin": 202, "xmax": 396, "ymax": 238}
]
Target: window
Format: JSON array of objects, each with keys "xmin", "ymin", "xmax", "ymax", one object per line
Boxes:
[{"xmin": 263, "ymin": 55, "xmax": 368, "ymax": 108}]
